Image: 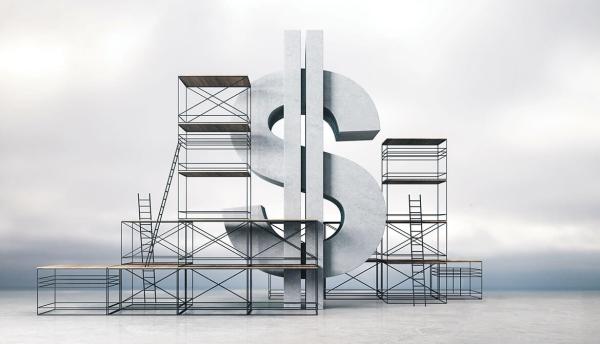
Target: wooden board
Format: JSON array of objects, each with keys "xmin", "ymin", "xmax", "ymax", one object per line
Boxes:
[
  {"xmin": 178, "ymin": 122, "xmax": 250, "ymax": 133},
  {"xmin": 38, "ymin": 263, "xmax": 319, "ymax": 270},
  {"xmin": 179, "ymin": 76, "xmax": 250, "ymax": 88}
]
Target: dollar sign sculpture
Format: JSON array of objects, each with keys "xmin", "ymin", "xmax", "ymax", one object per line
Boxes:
[{"xmin": 226, "ymin": 70, "xmax": 386, "ymax": 277}]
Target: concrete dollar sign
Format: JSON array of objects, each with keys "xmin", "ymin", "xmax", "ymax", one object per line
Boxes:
[{"xmin": 225, "ymin": 70, "xmax": 386, "ymax": 277}]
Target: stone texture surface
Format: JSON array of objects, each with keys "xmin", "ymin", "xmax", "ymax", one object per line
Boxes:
[
  {"xmin": 305, "ymin": 30, "xmax": 324, "ymax": 309},
  {"xmin": 6, "ymin": 291, "xmax": 600, "ymax": 344},
  {"xmin": 283, "ymin": 30, "xmax": 302, "ymax": 305},
  {"xmin": 230, "ymin": 70, "xmax": 385, "ymax": 277}
]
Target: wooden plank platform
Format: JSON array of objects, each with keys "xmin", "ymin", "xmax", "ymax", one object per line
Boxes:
[
  {"xmin": 444, "ymin": 259, "xmax": 483, "ymax": 263},
  {"xmin": 113, "ymin": 263, "xmax": 318, "ymax": 270},
  {"xmin": 38, "ymin": 263, "xmax": 318, "ymax": 270},
  {"xmin": 382, "ymin": 178, "xmax": 446, "ymax": 185},
  {"xmin": 179, "ymin": 76, "xmax": 250, "ymax": 88},
  {"xmin": 366, "ymin": 258, "xmax": 448, "ymax": 265},
  {"xmin": 386, "ymin": 219, "xmax": 447, "ymax": 224},
  {"xmin": 120, "ymin": 218, "xmax": 318, "ymax": 223},
  {"xmin": 36, "ymin": 264, "xmax": 113, "ymax": 270},
  {"xmin": 178, "ymin": 171, "xmax": 250, "ymax": 178},
  {"xmin": 382, "ymin": 138, "xmax": 446, "ymax": 146},
  {"xmin": 365, "ymin": 258, "xmax": 481, "ymax": 264},
  {"xmin": 178, "ymin": 122, "xmax": 250, "ymax": 133}
]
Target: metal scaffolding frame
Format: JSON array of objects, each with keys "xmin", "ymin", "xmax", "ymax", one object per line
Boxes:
[
  {"xmin": 35, "ymin": 75, "xmax": 483, "ymax": 315},
  {"xmin": 37, "ymin": 219, "xmax": 322, "ymax": 315},
  {"xmin": 323, "ymin": 138, "xmax": 482, "ymax": 305},
  {"xmin": 177, "ymin": 76, "xmax": 251, "ymax": 221},
  {"xmin": 433, "ymin": 260, "xmax": 483, "ymax": 300},
  {"xmin": 379, "ymin": 138, "xmax": 448, "ymax": 305}
]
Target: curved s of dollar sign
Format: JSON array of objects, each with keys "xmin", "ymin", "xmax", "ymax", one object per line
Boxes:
[{"xmin": 225, "ymin": 71, "xmax": 386, "ymax": 277}]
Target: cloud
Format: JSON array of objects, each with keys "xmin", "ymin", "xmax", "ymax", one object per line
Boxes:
[{"xmin": 0, "ymin": 0, "xmax": 599, "ymax": 288}]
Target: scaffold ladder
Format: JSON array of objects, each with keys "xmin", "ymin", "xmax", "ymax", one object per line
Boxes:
[
  {"xmin": 409, "ymin": 194, "xmax": 426, "ymax": 306},
  {"xmin": 146, "ymin": 141, "xmax": 181, "ymax": 265},
  {"xmin": 137, "ymin": 193, "xmax": 157, "ymax": 302}
]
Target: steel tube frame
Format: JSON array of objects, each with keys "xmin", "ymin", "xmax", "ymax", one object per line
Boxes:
[{"xmin": 38, "ymin": 219, "xmax": 321, "ymax": 315}]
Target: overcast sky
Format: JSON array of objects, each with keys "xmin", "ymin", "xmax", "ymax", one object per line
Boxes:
[{"xmin": 1, "ymin": 0, "xmax": 599, "ymax": 289}]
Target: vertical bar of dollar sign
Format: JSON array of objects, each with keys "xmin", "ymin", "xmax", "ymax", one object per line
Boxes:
[
  {"xmin": 283, "ymin": 30, "xmax": 301, "ymax": 306},
  {"xmin": 305, "ymin": 30, "xmax": 324, "ymax": 310}
]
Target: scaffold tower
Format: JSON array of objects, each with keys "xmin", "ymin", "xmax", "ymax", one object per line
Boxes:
[
  {"xmin": 34, "ymin": 82, "xmax": 480, "ymax": 316},
  {"xmin": 380, "ymin": 138, "xmax": 448, "ymax": 305},
  {"xmin": 177, "ymin": 76, "xmax": 252, "ymax": 221}
]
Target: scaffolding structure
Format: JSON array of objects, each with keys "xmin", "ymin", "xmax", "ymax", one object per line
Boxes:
[
  {"xmin": 321, "ymin": 217, "xmax": 380, "ymax": 300},
  {"xmin": 380, "ymin": 138, "xmax": 481, "ymax": 304},
  {"xmin": 37, "ymin": 218, "xmax": 321, "ymax": 315},
  {"xmin": 36, "ymin": 76, "xmax": 482, "ymax": 315},
  {"xmin": 379, "ymin": 138, "xmax": 448, "ymax": 305},
  {"xmin": 433, "ymin": 260, "xmax": 483, "ymax": 300},
  {"xmin": 322, "ymin": 138, "xmax": 482, "ymax": 305},
  {"xmin": 177, "ymin": 75, "xmax": 251, "ymax": 221},
  {"xmin": 38, "ymin": 76, "xmax": 316, "ymax": 315}
]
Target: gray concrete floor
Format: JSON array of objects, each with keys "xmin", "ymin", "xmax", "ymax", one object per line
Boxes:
[{"xmin": 1, "ymin": 290, "xmax": 599, "ymax": 343}]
